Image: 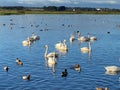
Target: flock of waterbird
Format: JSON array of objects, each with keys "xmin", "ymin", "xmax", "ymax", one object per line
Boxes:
[{"xmin": 3, "ymin": 27, "xmax": 120, "ymax": 90}]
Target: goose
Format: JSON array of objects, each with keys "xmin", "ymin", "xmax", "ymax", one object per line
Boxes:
[
  {"xmin": 61, "ymin": 69, "xmax": 68, "ymax": 77},
  {"xmin": 16, "ymin": 58, "xmax": 23, "ymax": 65},
  {"xmin": 104, "ymin": 66, "xmax": 120, "ymax": 72},
  {"xmin": 77, "ymin": 31, "xmax": 89, "ymax": 42},
  {"xmin": 74, "ymin": 64, "xmax": 81, "ymax": 72},
  {"xmin": 22, "ymin": 74, "xmax": 30, "ymax": 80},
  {"xmin": 44, "ymin": 45, "xmax": 58, "ymax": 58},
  {"xmin": 96, "ymin": 87, "xmax": 109, "ymax": 90},
  {"xmin": 81, "ymin": 41, "xmax": 91, "ymax": 53},
  {"xmin": 4, "ymin": 66, "xmax": 9, "ymax": 72}
]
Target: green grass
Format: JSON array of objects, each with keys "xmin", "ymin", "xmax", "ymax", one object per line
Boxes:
[{"xmin": 0, "ymin": 9, "xmax": 120, "ymax": 15}]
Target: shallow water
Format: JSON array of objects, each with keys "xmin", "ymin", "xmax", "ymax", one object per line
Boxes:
[{"xmin": 0, "ymin": 14, "xmax": 120, "ymax": 90}]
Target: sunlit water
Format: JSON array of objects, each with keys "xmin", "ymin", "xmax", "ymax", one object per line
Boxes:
[{"xmin": 0, "ymin": 14, "xmax": 120, "ymax": 90}]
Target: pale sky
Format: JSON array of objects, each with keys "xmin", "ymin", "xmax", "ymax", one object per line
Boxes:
[{"xmin": 0, "ymin": 0, "xmax": 120, "ymax": 9}]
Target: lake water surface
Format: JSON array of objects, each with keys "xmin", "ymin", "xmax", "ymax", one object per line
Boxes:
[{"xmin": 0, "ymin": 14, "xmax": 120, "ymax": 90}]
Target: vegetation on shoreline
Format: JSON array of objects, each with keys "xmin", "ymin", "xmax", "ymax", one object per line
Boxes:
[{"xmin": 0, "ymin": 6, "xmax": 120, "ymax": 15}]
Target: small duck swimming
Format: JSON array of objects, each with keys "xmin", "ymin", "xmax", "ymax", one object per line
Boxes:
[
  {"xmin": 74, "ymin": 64, "xmax": 81, "ymax": 72},
  {"xmin": 22, "ymin": 74, "xmax": 30, "ymax": 80},
  {"xmin": 61, "ymin": 69, "xmax": 68, "ymax": 77},
  {"xmin": 4, "ymin": 66, "xmax": 9, "ymax": 72},
  {"xmin": 16, "ymin": 58, "xmax": 23, "ymax": 65}
]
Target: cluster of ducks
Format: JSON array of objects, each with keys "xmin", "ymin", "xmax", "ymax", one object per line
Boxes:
[
  {"xmin": 22, "ymin": 32, "xmax": 40, "ymax": 46},
  {"xmin": 4, "ymin": 58, "xmax": 30, "ymax": 80}
]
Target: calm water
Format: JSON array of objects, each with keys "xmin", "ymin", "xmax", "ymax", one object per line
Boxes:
[{"xmin": 0, "ymin": 14, "xmax": 120, "ymax": 90}]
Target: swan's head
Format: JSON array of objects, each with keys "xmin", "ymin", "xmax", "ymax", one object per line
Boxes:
[
  {"xmin": 45, "ymin": 45, "xmax": 48, "ymax": 49},
  {"xmin": 63, "ymin": 39, "xmax": 67, "ymax": 43}
]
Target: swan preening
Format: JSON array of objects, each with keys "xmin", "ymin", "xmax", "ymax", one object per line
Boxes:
[
  {"xmin": 104, "ymin": 66, "xmax": 120, "ymax": 72},
  {"xmin": 55, "ymin": 39, "xmax": 68, "ymax": 51},
  {"xmin": 80, "ymin": 41, "xmax": 91, "ymax": 53},
  {"xmin": 22, "ymin": 33, "xmax": 40, "ymax": 46}
]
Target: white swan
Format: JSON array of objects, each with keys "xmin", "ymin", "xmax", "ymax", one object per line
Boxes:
[
  {"xmin": 44, "ymin": 45, "xmax": 58, "ymax": 58},
  {"xmin": 90, "ymin": 36, "xmax": 97, "ymax": 41},
  {"xmin": 81, "ymin": 42, "xmax": 91, "ymax": 53},
  {"xmin": 55, "ymin": 41, "xmax": 62, "ymax": 49},
  {"xmin": 88, "ymin": 33, "xmax": 97, "ymax": 41},
  {"xmin": 77, "ymin": 31, "xmax": 89, "ymax": 42},
  {"xmin": 104, "ymin": 66, "xmax": 120, "ymax": 72},
  {"xmin": 55, "ymin": 40, "xmax": 68, "ymax": 51},
  {"xmin": 22, "ymin": 37, "xmax": 32, "ymax": 46}
]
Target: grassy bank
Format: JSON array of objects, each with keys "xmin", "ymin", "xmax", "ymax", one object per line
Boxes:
[{"xmin": 0, "ymin": 9, "xmax": 120, "ymax": 15}]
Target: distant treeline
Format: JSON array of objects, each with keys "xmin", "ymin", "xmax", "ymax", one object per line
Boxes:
[
  {"xmin": 0, "ymin": 6, "xmax": 120, "ymax": 15},
  {"xmin": 0, "ymin": 6, "xmax": 120, "ymax": 12}
]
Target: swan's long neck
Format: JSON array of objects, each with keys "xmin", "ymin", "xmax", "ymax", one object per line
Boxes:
[
  {"xmin": 63, "ymin": 40, "xmax": 66, "ymax": 46},
  {"xmin": 45, "ymin": 46, "xmax": 48, "ymax": 57},
  {"xmin": 77, "ymin": 32, "xmax": 81, "ymax": 38},
  {"xmin": 88, "ymin": 42, "xmax": 91, "ymax": 51}
]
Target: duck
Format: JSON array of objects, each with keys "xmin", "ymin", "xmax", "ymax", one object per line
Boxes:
[
  {"xmin": 31, "ymin": 32, "xmax": 40, "ymax": 41},
  {"xmin": 104, "ymin": 66, "xmax": 120, "ymax": 72},
  {"xmin": 74, "ymin": 64, "xmax": 81, "ymax": 72},
  {"xmin": 61, "ymin": 69, "xmax": 68, "ymax": 77},
  {"xmin": 44, "ymin": 45, "xmax": 58, "ymax": 58},
  {"xmin": 4, "ymin": 66, "xmax": 9, "ymax": 72},
  {"xmin": 16, "ymin": 58, "xmax": 23, "ymax": 65},
  {"xmin": 96, "ymin": 87, "xmax": 109, "ymax": 90},
  {"xmin": 22, "ymin": 74, "xmax": 30, "ymax": 80},
  {"xmin": 81, "ymin": 41, "xmax": 91, "ymax": 53}
]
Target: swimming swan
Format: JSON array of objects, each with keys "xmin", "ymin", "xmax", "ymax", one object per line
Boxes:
[
  {"xmin": 55, "ymin": 40, "xmax": 68, "ymax": 51},
  {"xmin": 81, "ymin": 42, "xmax": 91, "ymax": 53},
  {"xmin": 77, "ymin": 31, "xmax": 89, "ymax": 42},
  {"xmin": 44, "ymin": 45, "xmax": 58, "ymax": 58},
  {"xmin": 104, "ymin": 66, "xmax": 120, "ymax": 72}
]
